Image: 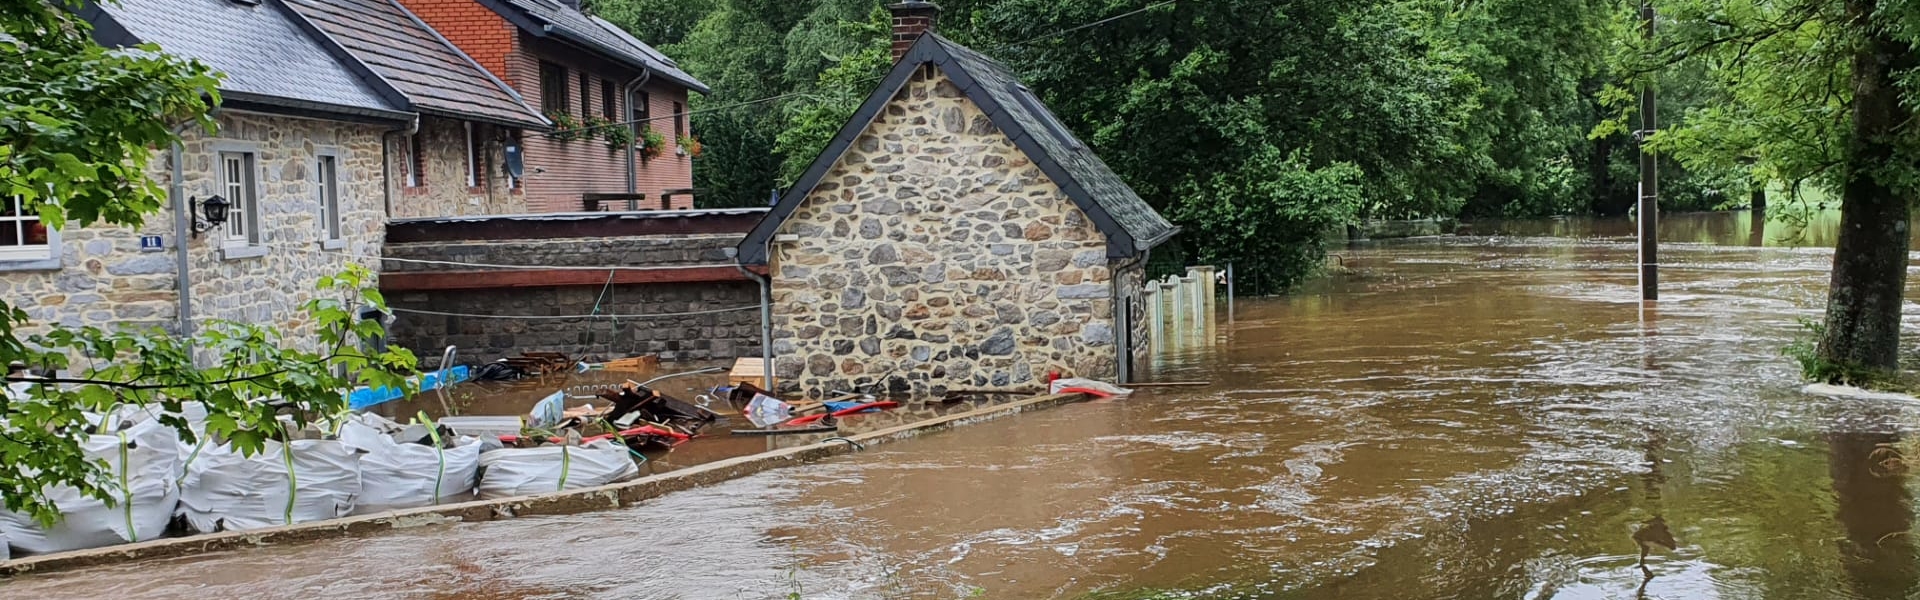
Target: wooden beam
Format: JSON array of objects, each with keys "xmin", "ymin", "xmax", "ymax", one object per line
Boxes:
[{"xmin": 381, "ymin": 265, "xmax": 767, "ymax": 291}]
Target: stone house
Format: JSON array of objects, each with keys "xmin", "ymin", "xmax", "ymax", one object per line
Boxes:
[
  {"xmin": 0, "ymin": 0, "xmax": 418, "ymax": 353},
  {"xmin": 396, "ymin": 0, "xmax": 711, "ymax": 212},
  {"xmin": 283, "ymin": 0, "xmax": 551, "ymax": 219},
  {"xmin": 735, "ymin": 2, "xmax": 1177, "ymax": 397}
]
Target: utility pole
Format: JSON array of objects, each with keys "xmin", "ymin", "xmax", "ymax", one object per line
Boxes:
[{"xmin": 1637, "ymin": 1, "xmax": 1659, "ymax": 302}]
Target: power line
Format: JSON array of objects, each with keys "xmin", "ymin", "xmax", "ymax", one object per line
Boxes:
[
  {"xmin": 389, "ymin": 305, "xmax": 758, "ymax": 320},
  {"xmin": 995, "ymin": 0, "xmax": 1176, "ymax": 50},
  {"xmin": 549, "ymin": 0, "xmax": 1175, "ymax": 138},
  {"xmin": 378, "ymin": 256, "xmax": 743, "ymax": 272},
  {"xmin": 271, "ymin": 242, "xmax": 743, "ymax": 272}
]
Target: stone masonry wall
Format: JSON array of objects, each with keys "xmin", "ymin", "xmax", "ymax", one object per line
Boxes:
[
  {"xmin": 382, "ymin": 232, "xmax": 758, "ymax": 365},
  {"xmin": 390, "ymin": 115, "xmax": 528, "ymax": 218},
  {"xmin": 181, "ymin": 113, "xmax": 387, "ymax": 349},
  {"xmin": 768, "ymin": 66, "xmax": 1118, "ymax": 397},
  {"xmin": 387, "ymin": 281, "xmax": 760, "ymax": 366},
  {"xmin": 0, "ymin": 112, "xmax": 386, "ymax": 359}
]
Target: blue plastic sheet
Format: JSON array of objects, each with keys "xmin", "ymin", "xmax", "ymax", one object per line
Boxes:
[{"xmin": 346, "ymin": 365, "xmax": 470, "ymax": 411}]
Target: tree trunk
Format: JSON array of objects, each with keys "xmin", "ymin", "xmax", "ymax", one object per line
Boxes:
[
  {"xmin": 1750, "ymin": 185, "xmax": 1767, "ymax": 212},
  {"xmin": 1818, "ymin": 0, "xmax": 1915, "ymax": 376}
]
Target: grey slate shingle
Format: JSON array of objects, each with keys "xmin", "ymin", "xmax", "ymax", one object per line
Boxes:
[
  {"xmin": 935, "ymin": 36, "xmax": 1177, "ymax": 253},
  {"xmin": 90, "ymin": 0, "xmax": 404, "ymax": 118},
  {"xmin": 284, "ymin": 0, "xmax": 547, "ymax": 129},
  {"xmin": 496, "ymin": 0, "xmax": 710, "ymax": 94}
]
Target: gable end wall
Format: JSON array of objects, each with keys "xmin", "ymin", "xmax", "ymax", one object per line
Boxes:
[{"xmin": 767, "ymin": 66, "xmax": 1118, "ymax": 397}]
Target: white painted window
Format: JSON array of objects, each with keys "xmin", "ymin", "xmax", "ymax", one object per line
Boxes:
[
  {"xmin": 317, "ymin": 154, "xmax": 342, "ymax": 243},
  {"xmin": 405, "ymin": 134, "xmax": 422, "ymax": 187},
  {"xmin": 464, "ymin": 122, "xmax": 478, "ymax": 188},
  {"xmin": 219, "ymin": 151, "xmax": 260, "ymax": 247},
  {"xmin": 0, "ymin": 195, "xmax": 51, "ymax": 261}
]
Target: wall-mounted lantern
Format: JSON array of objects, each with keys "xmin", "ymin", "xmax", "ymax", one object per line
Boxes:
[{"xmin": 190, "ymin": 195, "xmax": 230, "ymax": 237}]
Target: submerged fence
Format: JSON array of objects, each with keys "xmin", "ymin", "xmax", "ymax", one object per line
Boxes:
[{"xmin": 1142, "ymin": 265, "xmax": 1220, "ymax": 359}]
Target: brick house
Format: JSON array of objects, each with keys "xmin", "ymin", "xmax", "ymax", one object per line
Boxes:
[
  {"xmin": 395, "ymin": 0, "xmax": 711, "ymax": 212},
  {"xmin": 735, "ymin": 2, "xmax": 1177, "ymax": 397},
  {"xmin": 0, "ymin": 0, "xmax": 416, "ymax": 352},
  {"xmin": 284, "ymin": 0, "xmax": 550, "ymax": 219}
]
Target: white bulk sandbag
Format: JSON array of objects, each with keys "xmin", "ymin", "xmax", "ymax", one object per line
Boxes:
[
  {"xmin": 176, "ymin": 439, "xmax": 361, "ymax": 533},
  {"xmin": 476, "ymin": 441, "xmax": 639, "ymax": 500},
  {"xmin": 338, "ymin": 420, "xmax": 481, "ymax": 514},
  {"xmin": 0, "ymin": 416, "xmax": 182, "ymax": 555}
]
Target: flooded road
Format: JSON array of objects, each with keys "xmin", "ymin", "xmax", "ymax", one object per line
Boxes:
[{"xmin": 12, "ymin": 209, "xmax": 1920, "ymax": 599}]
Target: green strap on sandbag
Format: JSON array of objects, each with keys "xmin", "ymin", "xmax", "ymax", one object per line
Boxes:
[
  {"xmin": 281, "ymin": 441, "xmax": 298, "ymax": 525},
  {"xmin": 118, "ymin": 431, "xmax": 136, "ymax": 543},
  {"xmin": 418, "ymin": 411, "xmax": 447, "ymax": 505}
]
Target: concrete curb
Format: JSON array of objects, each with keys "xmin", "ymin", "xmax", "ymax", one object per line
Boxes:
[{"xmin": 0, "ymin": 392, "xmax": 1088, "ymax": 577}]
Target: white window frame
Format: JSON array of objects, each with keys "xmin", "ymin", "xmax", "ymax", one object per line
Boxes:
[
  {"xmin": 0, "ymin": 194, "xmax": 58, "ymax": 270},
  {"xmin": 316, "ymin": 149, "xmax": 344, "ymax": 250},
  {"xmin": 463, "ymin": 122, "xmax": 478, "ymax": 188},
  {"xmin": 214, "ymin": 145, "xmax": 266, "ymax": 259},
  {"xmin": 405, "ymin": 134, "xmax": 422, "ymax": 188}
]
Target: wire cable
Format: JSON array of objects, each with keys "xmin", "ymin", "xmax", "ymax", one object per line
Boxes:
[
  {"xmin": 547, "ymin": 0, "xmax": 1176, "ymax": 138},
  {"xmin": 269, "ymin": 241, "xmax": 746, "ymax": 272},
  {"xmin": 993, "ymin": 0, "xmax": 1176, "ymax": 50},
  {"xmin": 388, "ymin": 305, "xmax": 758, "ymax": 320}
]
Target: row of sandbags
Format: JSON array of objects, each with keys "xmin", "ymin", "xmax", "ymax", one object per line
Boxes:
[{"xmin": 0, "ymin": 408, "xmax": 640, "ymax": 558}]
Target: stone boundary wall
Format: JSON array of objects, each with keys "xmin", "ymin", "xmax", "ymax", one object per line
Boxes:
[
  {"xmin": 379, "ymin": 214, "xmax": 765, "ymax": 366},
  {"xmin": 387, "ymin": 280, "xmax": 759, "ymax": 365},
  {"xmin": 0, "ymin": 393, "xmax": 1090, "ymax": 577}
]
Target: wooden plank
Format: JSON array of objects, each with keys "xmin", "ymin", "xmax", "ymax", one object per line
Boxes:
[
  {"xmin": 729, "ymin": 357, "xmax": 769, "ymax": 389},
  {"xmin": 380, "ymin": 265, "xmax": 766, "ymax": 291}
]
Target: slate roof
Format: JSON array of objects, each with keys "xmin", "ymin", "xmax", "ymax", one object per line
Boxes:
[
  {"xmin": 82, "ymin": 0, "xmax": 411, "ymax": 123},
  {"xmin": 485, "ymin": 0, "xmax": 710, "ymax": 94},
  {"xmin": 285, "ymin": 0, "xmax": 547, "ymax": 129},
  {"xmin": 738, "ymin": 34, "xmax": 1177, "ymax": 264}
]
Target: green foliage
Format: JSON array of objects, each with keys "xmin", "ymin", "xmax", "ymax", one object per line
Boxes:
[
  {"xmin": 1783, "ymin": 318, "xmax": 1879, "ymax": 386},
  {"xmin": 545, "ymin": 111, "xmax": 586, "ymax": 142},
  {"xmin": 587, "ymin": 0, "xmax": 715, "ymax": 47},
  {"xmin": 0, "ymin": 0, "xmax": 220, "ymax": 231},
  {"xmin": 0, "ymin": 2, "xmax": 418, "ymax": 527},
  {"xmin": 774, "ymin": 6, "xmax": 890, "ymax": 183},
  {"xmin": 1172, "ymin": 149, "xmax": 1364, "ymax": 294},
  {"xmin": 588, "ymin": 0, "xmax": 1789, "ymax": 290},
  {"xmin": 638, "ymin": 127, "xmax": 667, "ymax": 160},
  {"xmin": 3, "ymin": 265, "xmax": 417, "ymax": 526},
  {"xmin": 594, "ymin": 116, "xmax": 634, "ymax": 150}
]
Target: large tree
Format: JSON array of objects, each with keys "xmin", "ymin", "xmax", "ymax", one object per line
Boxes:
[
  {"xmin": 0, "ymin": 1, "xmax": 414, "ymax": 525},
  {"xmin": 1630, "ymin": 0, "xmax": 1920, "ymax": 379}
]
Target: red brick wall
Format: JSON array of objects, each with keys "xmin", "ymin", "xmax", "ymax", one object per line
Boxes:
[
  {"xmin": 505, "ymin": 45, "xmax": 695, "ymax": 213},
  {"xmin": 392, "ymin": 0, "xmax": 516, "ymax": 80}
]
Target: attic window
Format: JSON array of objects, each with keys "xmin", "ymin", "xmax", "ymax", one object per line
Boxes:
[
  {"xmin": 1009, "ymin": 83, "xmax": 1082, "ymax": 150},
  {"xmin": 227, "ymin": 0, "xmax": 261, "ymax": 5}
]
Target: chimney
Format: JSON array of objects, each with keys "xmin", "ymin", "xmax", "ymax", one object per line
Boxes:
[{"xmin": 888, "ymin": 1, "xmax": 940, "ymax": 63}]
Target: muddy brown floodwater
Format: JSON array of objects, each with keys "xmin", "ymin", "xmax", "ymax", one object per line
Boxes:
[{"xmin": 10, "ymin": 209, "xmax": 1920, "ymax": 599}]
